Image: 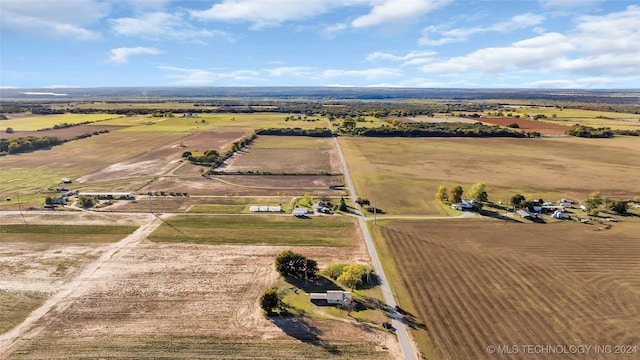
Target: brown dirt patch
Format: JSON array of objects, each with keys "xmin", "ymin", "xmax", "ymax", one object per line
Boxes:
[
  {"xmin": 0, "ymin": 212, "xmax": 397, "ymax": 359},
  {"xmin": 377, "ymin": 219, "xmax": 640, "ymax": 360},
  {"xmin": 480, "ymin": 118, "xmax": 570, "ymax": 135}
]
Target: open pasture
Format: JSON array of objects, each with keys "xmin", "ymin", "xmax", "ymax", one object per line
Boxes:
[
  {"xmin": 0, "ymin": 114, "xmax": 124, "ymax": 131},
  {"xmin": 339, "ymin": 137, "xmax": 640, "ymax": 215},
  {"xmin": 222, "ymin": 136, "xmax": 342, "ymax": 174},
  {"xmin": 149, "ymin": 214, "xmax": 362, "ymax": 247},
  {"xmin": 372, "ymin": 219, "xmax": 640, "ymax": 360}
]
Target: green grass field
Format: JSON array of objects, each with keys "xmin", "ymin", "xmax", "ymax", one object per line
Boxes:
[
  {"xmin": 149, "ymin": 215, "xmax": 360, "ymax": 246},
  {"xmin": 0, "ymin": 224, "xmax": 137, "ymax": 243},
  {"xmin": 1, "ymin": 114, "xmax": 124, "ymax": 131}
]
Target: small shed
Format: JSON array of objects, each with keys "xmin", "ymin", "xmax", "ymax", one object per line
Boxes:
[
  {"xmin": 293, "ymin": 208, "xmax": 309, "ymax": 217},
  {"xmin": 516, "ymin": 209, "xmax": 535, "ymax": 219}
]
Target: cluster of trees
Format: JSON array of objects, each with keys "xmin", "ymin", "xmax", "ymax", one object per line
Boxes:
[
  {"xmin": 565, "ymin": 125, "xmax": 614, "ymax": 138},
  {"xmin": 260, "ymin": 250, "xmax": 377, "ymax": 315},
  {"xmin": 35, "ymin": 121, "xmax": 94, "ymax": 131},
  {"xmin": 275, "ymin": 250, "xmax": 319, "ymax": 279},
  {"xmin": 255, "ymin": 127, "xmax": 332, "ymax": 137},
  {"xmin": 436, "ymin": 182, "xmax": 488, "ymax": 204},
  {"xmin": 182, "ymin": 133, "xmax": 257, "ymax": 169},
  {"xmin": 0, "ymin": 136, "xmax": 64, "ymax": 154},
  {"xmin": 323, "ymin": 263, "xmax": 373, "ymax": 289},
  {"xmin": 583, "ymin": 192, "xmax": 629, "ymax": 215}
]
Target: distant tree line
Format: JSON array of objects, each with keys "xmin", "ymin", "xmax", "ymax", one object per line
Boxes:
[
  {"xmin": 255, "ymin": 127, "xmax": 333, "ymax": 137},
  {"xmin": 565, "ymin": 125, "xmax": 614, "ymax": 138},
  {"xmin": 340, "ymin": 122, "xmax": 539, "ymax": 138},
  {"xmin": 1, "ymin": 136, "xmax": 64, "ymax": 154},
  {"xmin": 0, "ymin": 130, "xmax": 109, "ymax": 155}
]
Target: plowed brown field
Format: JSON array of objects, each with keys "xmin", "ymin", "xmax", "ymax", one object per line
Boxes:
[
  {"xmin": 374, "ymin": 219, "xmax": 640, "ymax": 360},
  {"xmin": 480, "ymin": 118, "xmax": 570, "ymax": 135}
]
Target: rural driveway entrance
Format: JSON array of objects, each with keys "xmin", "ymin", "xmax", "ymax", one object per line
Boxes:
[{"xmin": 332, "ymin": 134, "xmax": 418, "ymax": 360}]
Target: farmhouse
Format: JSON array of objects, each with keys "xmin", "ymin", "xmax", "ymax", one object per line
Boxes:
[
  {"xmin": 249, "ymin": 205, "xmax": 282, "ymax": 212},
  {"xmin": 309, "ymin": 290, "xmax": 352, "ymax": 305}
]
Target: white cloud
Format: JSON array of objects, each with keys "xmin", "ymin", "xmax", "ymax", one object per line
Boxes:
[
  {"xmin": 419, "ymin": 13, "xmax": 544, "ymax": 46},
  {"xmin": 321, "ymin": 23, "xmax": 348, "ymax": 38},
  {"xmin": 571, "ymin": 5, "xmax": 640, "ymax": 55},
  {"xmin": 0, "ymin": 0, "xmax": 108, "ymax": 40},
  {"xmin": 420, "ymin": 33, "xmax": 574, "ymax": 75},
  {"xmin": 539, "ymin": 0, "xmax": 603, "ymax": 9},
  {"xmin": 111, "ymin": 12, "xmax": 230, "ymax": 41},
  {"xmin": 351, "ymin": 0, "xmax": 449, "ymax": 28},
  {"xmin": 191, "ymin": 0, "xmax": 339, "ymax": 29},
  {"xmin": 109, "ymin": 47, "xmax": 161, "ymax": 63},
  {"xmin": 366, "ymin": 50, "xmax": 436, "ymax": 62},
  {"xmin": 157, "ymin": 66, "xmax": 263, "ymax": 85},
  {"xmin": 265, "ymin": 67, "xmax": 316, "ymax": 77},
  {"xmin": 321, "ymin": 68, "xmax": 402, "ymax": 80}
]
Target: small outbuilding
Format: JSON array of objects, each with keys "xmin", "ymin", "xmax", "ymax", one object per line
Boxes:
[{"xmin": 293, "ymin": 208, "xmax": 309, "ymax": 217}]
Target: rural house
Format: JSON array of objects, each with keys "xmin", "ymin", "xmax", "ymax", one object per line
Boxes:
[{"xmin": 309, "ymin": 290, "xmax": 352, "ymax": 305}]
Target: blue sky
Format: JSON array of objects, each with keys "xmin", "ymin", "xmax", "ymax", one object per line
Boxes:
[{"xmin": 1, "ymin": 0, "xmax": 638, "ymax": 89}]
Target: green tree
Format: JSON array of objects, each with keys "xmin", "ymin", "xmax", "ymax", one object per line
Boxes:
[
  {"xmin": 78, "ymin": 195, "xmax": 95, "ymax": 208},
  {"xmin": 510, "ymin": 194, "xmax": 526, "ymax": 208},
  {"xmin": 181, "ymin": 151, "xmax": 192, "ymax": 158},
  {"xmin": 5, "ymin": 127, "xmax": 14, "ymax": 133},
  {"xmin": 336, "ymin": 264, "xmax": 373, "ymax": 289},
  {"xmin": 259, "ymin": 288, "xmax": 282, "ymax": 315},
  {"xmin": 435, "ymin": 185, "xmax": 448, "ymax": 202},
  {"xmin": 608, "ymin": 200, "xmax": 628, "ymax": 214},
  {"xmin": 584, "ymin": 197, "xmax": 602, "ymax": 209},
  {"xmin": 338, "ymin": 197, "xmax": 348, "ymax": 212},
  {"xmin": 275, "ymin": 250, "xmax": 318, "ymax": 279},
  {"xmin": 355, "ymin": 197, "xmax": 370, "ymax": 207},
  {"xmin": 448, "ymin": 185, "xmax": 464, "ymax": 204},
  {"xmin": 467, "ymin": 182, "xmax": 488, "ymax": 202}
]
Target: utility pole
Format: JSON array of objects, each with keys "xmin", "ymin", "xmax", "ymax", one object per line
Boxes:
[
  {"xmin": 17, "ymin": 190, "xmax": 27, "ymax": 227},
  {"xmin": 373, "ymin": 194, "xmax": 377, "ymax": 225},
  {"xmin": 148, "ymin": 183, "xmax": 153, "ymax": 214}
]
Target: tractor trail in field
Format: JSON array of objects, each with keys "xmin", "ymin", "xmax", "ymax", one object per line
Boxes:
[{"xmin": 0, "ymin": 214, "xmax": 163, "ymax": 359}]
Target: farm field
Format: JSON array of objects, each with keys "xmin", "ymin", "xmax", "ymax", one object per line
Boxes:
[
  {"xmin": 0, "ymin": 125, "xmax": 126, "ymax": 140},
  {"xmin": 148, "ymin": 214, "xmax": 362, "ymax": 247},
  {"xmin": 222, "ymin": 135, "xmax": 343, "ymax": 174},
  {"xmin": 479, "ymin": 117, "xmax": 570, "ymax": 135},
  {"xmin": 371, "ymin": 219, "xmax": 640, "ymax": 360},
  {"xmin": 0, "ymin": 211, "xmax": 396, "ymax": 359},
  {"xmin": 339, "ymin": 136, "xmax": 640, "ymax": 215}
]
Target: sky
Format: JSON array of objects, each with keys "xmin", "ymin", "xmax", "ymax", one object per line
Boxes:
[{"xmin": 1, "ymin": 0, "xmax": 639, "ymax": 89}]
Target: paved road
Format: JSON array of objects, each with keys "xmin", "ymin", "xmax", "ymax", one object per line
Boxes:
[{"xmin": 331, "ymin": 135, "xmax": 418, "ymax": 360}]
